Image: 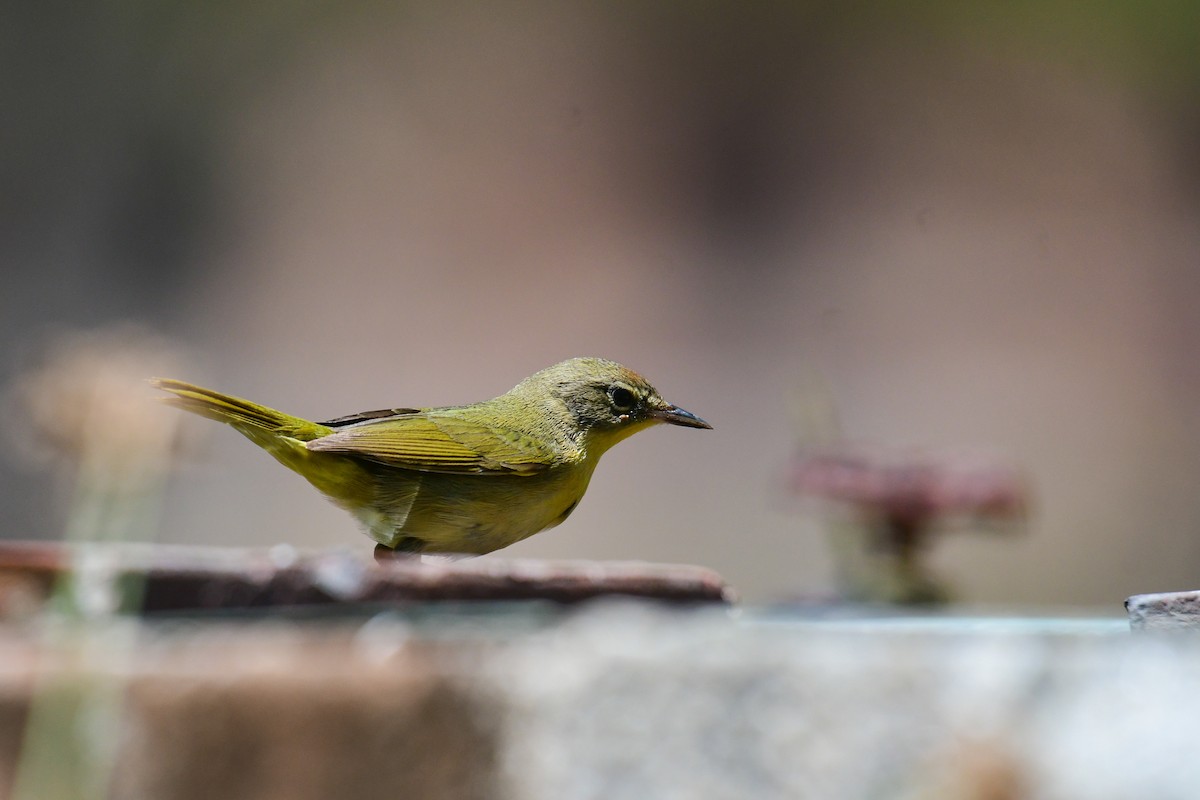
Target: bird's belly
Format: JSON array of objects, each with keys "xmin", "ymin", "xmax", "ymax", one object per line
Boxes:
[{"xmin": 370, "ymin": 466, "xmax": 592, "ymax": 555}]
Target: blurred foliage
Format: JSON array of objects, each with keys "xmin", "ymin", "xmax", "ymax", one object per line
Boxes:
[
  {"xmin": 6, "ymin": 0, "xmax": 1198, "ymax": 227},
  {"xmin": 924, "ymin": 1, "xmax": 1200, "ymax": 92}
]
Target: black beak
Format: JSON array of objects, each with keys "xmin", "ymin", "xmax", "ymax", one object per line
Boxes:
[{"xmin": 651, "ymin": 404, "xmax": 712, "ymax": 430}]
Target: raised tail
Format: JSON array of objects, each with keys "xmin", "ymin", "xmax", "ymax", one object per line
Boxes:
[
  {"xmin": 150, "ymin": 379, "xmax": 331, "ymax": 443},
  {"xmin": 152, "ymin": 379, "xmax": 379, "ymax": 513}
]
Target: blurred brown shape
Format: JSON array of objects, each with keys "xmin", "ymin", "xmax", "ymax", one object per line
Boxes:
[
  {"xmin": 916, "ymin": 738, "xmax": 1029, "ymax": 800},
  {"xmin": 3, "ymin": 627, "xmax": 502, "ymax": 800}
]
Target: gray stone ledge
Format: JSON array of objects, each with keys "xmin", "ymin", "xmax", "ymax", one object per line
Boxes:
[
  {"xmin": 1126, "ymin": 589, "xmax": 1200, "ymax": 631},
  {"xmin": 4, "ymin": 603, "xmax": 1198, "ymax": 799}
]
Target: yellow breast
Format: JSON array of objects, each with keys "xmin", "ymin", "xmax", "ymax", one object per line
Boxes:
[{"xmin": 352, "ymin": 458, "xmax": 599, "ymax": 554}]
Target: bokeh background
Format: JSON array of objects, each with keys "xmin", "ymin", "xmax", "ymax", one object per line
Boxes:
[{"xmin": 5, "ymin": 1, "xmax": 1200, "ymax": 605}]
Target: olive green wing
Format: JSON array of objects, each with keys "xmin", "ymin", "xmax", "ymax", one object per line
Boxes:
[{"xmin": 305, "ymin": 412, "xmax": 557, "ymax": 475}]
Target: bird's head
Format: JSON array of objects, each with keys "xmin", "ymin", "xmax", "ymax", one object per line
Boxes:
[{"xmin": 512, "ymin": 357, "xmax": 711, "ymax": 453}]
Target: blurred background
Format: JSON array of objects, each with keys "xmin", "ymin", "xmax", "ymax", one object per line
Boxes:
[{"xmin": 5, "ymin": 1, "xmax": 1200, "ymax": 606}]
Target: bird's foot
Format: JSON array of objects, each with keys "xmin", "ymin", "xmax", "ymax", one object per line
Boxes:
[{"xmin": 373, "ymin": 543, "xmax": 422, "ymax": 564}]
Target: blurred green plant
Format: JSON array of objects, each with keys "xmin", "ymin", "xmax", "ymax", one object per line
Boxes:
[{"xmin": 7, "ymin": 326, "xmax": 185, "ymax": 800}]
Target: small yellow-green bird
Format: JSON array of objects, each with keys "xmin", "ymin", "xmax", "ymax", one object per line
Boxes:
[{"xmin": 153, "ymin": 358, "xmax": 710, "ymax": 556}]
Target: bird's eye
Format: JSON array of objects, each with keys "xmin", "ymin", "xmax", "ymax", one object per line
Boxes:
[{"xmin": 609, "ymin": 385, "xmax": 636, "ymax": 413}]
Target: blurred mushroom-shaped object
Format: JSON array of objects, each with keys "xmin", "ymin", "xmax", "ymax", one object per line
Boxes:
[
  {"xmin": 10, "ymin": 326, "xmax": 185, "ymax": 473},
  {"xmin": 6, "ymin": 326, "xmax": 188, "ymax": 566},
  {"xmin": 789, "ymin": 448, "xmax": 1027, "ymax": 605}
]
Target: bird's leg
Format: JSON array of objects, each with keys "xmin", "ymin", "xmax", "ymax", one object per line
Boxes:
[
  {"xmin": 373, "ymin": 537, "xmax": 427, "ymax": 564},
  {"xmin": 373, "ymin": 543, "xmax": 418, "ymax": 564}
]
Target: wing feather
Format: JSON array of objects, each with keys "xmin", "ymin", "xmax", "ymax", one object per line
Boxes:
[
  {"xmin": 320, "ymin": 408, "xmax": 423, "ymax": 427},
  {"xmin": 306, "ymin": 411, "xmax": 555, "ymax": 475}
]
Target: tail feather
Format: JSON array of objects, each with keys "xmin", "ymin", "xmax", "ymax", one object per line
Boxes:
[{"xmin": 150, "ymin": 379, "xmax": 330, "ymax": 442}]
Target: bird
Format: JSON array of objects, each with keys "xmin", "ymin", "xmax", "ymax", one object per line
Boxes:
[{"xmin": 152, "ymin": 357, "xmax": 710, "ymax": 556}]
